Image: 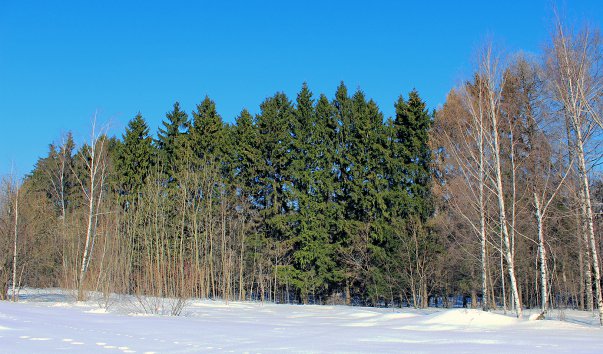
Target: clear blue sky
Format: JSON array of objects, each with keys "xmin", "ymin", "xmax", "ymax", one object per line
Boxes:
[{"xmin": 1, "ymin": 0, "xmax": 602, "ymax": 177}]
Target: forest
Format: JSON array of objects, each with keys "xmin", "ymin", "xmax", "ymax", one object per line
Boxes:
[{"xmin": 1, "ymin": 19, "xmax": 602, "ymax": 324}]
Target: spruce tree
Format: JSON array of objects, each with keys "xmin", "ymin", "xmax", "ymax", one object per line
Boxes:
[
  {"xmin": 114, "ymin": 113, "xmax": 155, "ymax": 204},
  {"xmin": 190, "ymin": 96, "xmax": 226, "ymax": 167},
  {"xmin": 233, "ymin": 109, "xmax": 261, "ymax": 199},
  {"xmin": 283, "ymin": 84, "xmax": 339, "ymax": 302},
  {"xmin": 392, "ymin": 89, "xmax": 433, "ymax": 220},
  {"xmin": 256, "ymin": 92, "xmax": 295, "ymax": 219},
  {"xmin": 157, "ymin": 101, "xmax": 189, "ymax": 174}
]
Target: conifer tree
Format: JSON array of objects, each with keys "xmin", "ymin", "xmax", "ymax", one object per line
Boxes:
[
  {"xmin": 388, "ymin": 90, "xmax": 437, "ymax": 308},
  {"xmin": 256, "ymin": 92, "xmax": 295, "ymax": 220},
  {"xmin": 284, "ymin": 84, "xmax": 339, "ymax": 302},
  {"xmin": 233, "ymin": 109, "xmax": 261, "ymax": 199},
  {"xmin": 392, "ymin": 90, "xmax": 433, "ymax": 220},
  {"xmin": 190, "ymin": 96, "xmax": 226, "ymax": 167},
  {"xmin": 114, "ymin": 113, "xmax": 155, "ymax": 203},
  {"xmin": 254, "ymin": 92, "xmax": 296, "ymax": 301},
  {"xmin": 157, "ymin": 102, "xmax": 189, "ymax": 174}
]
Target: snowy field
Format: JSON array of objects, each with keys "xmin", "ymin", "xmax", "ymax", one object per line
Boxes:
[{"xmin": 1, "ymin": 289, "xmax": 602, "ymax": 353}]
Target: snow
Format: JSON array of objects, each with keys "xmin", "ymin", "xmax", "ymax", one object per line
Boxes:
[{"xmin": 1, "ymin": 289, "xmax": 602, "ymax": 353}]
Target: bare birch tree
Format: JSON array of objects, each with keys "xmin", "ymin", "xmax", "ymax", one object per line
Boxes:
[
  {"xmin": 546, "ymin": 18, "xmax": 603, "ymax": 325},
  {"xmin": 74, "ymin": 116, "xmax": 109, "ymax": 301},
  {"xmin": 480, "ymin": 44, "xmax": 523, "ymax": 317},
  {"xmin": 11, "ymin": 178, "xmax": 19, "ymax": 302}
]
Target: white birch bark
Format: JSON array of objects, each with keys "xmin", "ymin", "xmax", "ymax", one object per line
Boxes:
[
  {"xmin": 547, "ymin": 19, "xmax": 603, "ymax": 325},
  {"xmin": 76, "ymin": 117, "xmax": 107, "ymax": 301},
  {"xmin": 482, "ymin": 46, "xmax": 523, "ymax": 318},
  {"xmin": 11, "ymin": 183, "xmax": 18, "ymax": 302}
]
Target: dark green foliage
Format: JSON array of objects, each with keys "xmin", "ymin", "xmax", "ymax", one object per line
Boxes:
[
  {"xmin": 391, "ymin": 90, "xmax": 433, "ymax": 220},
  {"xmin": 283, "ymin": 84, "xmax": 341, "ymax": 302},
  {"xmin": 27, "ymin": 132, "xmax": 78, "ymax": 215},
  {"xmin": 23, "ymin": 83, "xmax": 438, "ymax": 306},
  {"xmin": 190, "ymin": 96, "xmax": 227, "ymax": 167},
  {"xmin": 232, "ymin": 109, "xmax": 261, "ymax": 200},
  {"xmin": 114, "ymin": 113, "xmax": 155, "ymax": 201},
  {"xmin": 157, "ymin": 102, "xmax": 189, "ymax": 174}
]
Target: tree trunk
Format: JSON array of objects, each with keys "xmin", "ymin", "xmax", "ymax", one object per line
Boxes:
[
  {"xmin": 575, "ymin": 130, "xmax": 603, "ymax": 325},
  {"xmin": 11, "ymin": 184, "xmax": 19, "ymax": 302},
  {"xmin": 534, "ymin": 192, "xmax": 548, "ymax": 314},
  {"xmin": 478, "ymin": 114, "xmax": 488, "ymax": 311},
  {"xmin": 490, "ymin": 99, "xmax": 523, "ymax": 318}
]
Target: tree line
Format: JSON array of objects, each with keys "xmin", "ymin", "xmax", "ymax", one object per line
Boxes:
[{"xmin": 1, "ymin": 18, "xmax": 602, "ymax": 322}]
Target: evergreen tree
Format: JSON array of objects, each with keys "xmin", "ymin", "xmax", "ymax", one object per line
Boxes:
[
  {"xmin": 391, "ymin": 89, "xmax": 433, "ymax": 220},
  {"xmin": 190, "ymin": 96, "xmax": 226, "ymax": 168},
  {"xmin": 282, "ymin": 84, "xmax": 340, "ymax": 302},
  {"xmin": 157, "ymin": 102, "xmax": 189, "ymax": 174},
  {"xmin": 28, "ymin": 132, "xmax": 77, "ymax": 216},
  {"xmin": 383, "ymin": 90, "xmax": 437, "ymax": 307},
  {"xmin": 255, "ymin": 92, "xmax": 295, "ymax": 220},
  {"xmin": 114, "ymin": 113, "xmax": 155, "ymax": 203},
  {"xmin": 233, "ymin": 109, "xmax": 261, "ymax": 200},
  {"xmin": 254, "ymin": 92, "xmax": 296, "ymax": 302}
]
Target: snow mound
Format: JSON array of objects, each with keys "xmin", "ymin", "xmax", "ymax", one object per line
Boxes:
[
  {"xmin": 85, "ymin": 308, "xmax": 108, "ymax": 314},
  {"xmin": 380, "ymin": 312, "xmax": 419, "ymax": 320},
  {"xmin": 422, "ymin": 309, "xmax": 518, "ymax": 328}
]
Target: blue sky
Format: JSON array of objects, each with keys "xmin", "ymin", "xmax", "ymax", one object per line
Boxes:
[{"xmin": 1, "ymin": 0, "xmax": 602, "ymax": 177}]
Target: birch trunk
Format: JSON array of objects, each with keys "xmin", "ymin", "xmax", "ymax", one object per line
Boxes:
[
  {"xmin": 478, "ymin": 99, "xmax": 488, "ymax": 311},
  {"xmin": 11, "ymin": 184, "xmax": 18, "ymax": 302},
  {"xmin": 485, "ymin": 54, "xmax": 523, "ymax": 317},
  {"xmin": 76, "ymin": 119, "xmax": 107, "ymax": 301},
  {"xmin": 574, "ymin": 128, "xmax": 603, "ymax": 324},
  {"xmin": 533, "ymin": 193, "xmax": 548, "ymax": 313},
  {"xmin": 78, "ymin": 147, "xmax": 96, "ymax": 301}
]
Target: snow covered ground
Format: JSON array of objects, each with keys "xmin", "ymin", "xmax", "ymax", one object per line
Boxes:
[{"xmin": 1, "ymin": 289, "xmax": 602, "ymax": 353}]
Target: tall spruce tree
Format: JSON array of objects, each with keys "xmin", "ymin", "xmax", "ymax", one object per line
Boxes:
[
  {"xmin": 114, "ymin": 113, "xmax": 155, "ymax": 203},
  {"xmin": 385, "ymin": 90, "xmax": 438, "ymax": 308},
  {"xmin": 190, "ymin": 96, "xmax": 226, "ymax": 167},
  {"xmin": 157, "ymin": 101, "xmax": 189, "ymax": 174},
  {"xmin": 256, "ymin": 92, "xmax": 295, "ymax": 222},
  {"xmin": 254, "ymin": 92, "xmax": 296, "ymax": 302},
  {"xmin": 392, "ymin": 89, "xmax": 433, "ymax": 220},
  {"xmin": 233, "ymin": 109, "xmax": 261, "ymax": 200},
  {"xmin": 283, "ymin": 84, "xmax": 339, "ymax": 302}
]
